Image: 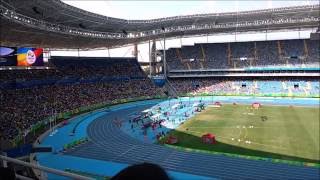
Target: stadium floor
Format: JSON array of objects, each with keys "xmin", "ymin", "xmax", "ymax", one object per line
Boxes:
[{"xmin": 37, "ymin": 97, "xmax": 320, "ymax": 179}]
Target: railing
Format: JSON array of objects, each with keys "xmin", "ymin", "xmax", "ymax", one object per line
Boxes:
[
  {"xmin": 165, "ymin": 78, "xmax": 179, "ymax": 98},
  {"xmin": 169, "ymin": 64, "xmax": 320, "ymax": 72},
  {"xmin": 168, "ymin": 72, "xmax": 320, "ymax": 78},
  {"xmin": 1, "ymin": 4, "xmax": 319, "ymax": 40},
  {"xmin": 0, "ymin": 155, "xmax": 93, "ymax": 180}
]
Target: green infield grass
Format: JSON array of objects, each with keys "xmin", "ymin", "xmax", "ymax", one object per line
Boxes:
[{"xmin": 162, "ymin": 104, "xmax": 320, "ymax": 163}]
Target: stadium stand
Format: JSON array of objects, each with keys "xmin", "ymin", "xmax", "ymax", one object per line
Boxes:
[
  {"xmin": 0, "ymin": 57, "xmax": 165, "ymax": 143},
  {"xmin": 1, "ymin": 1, "xmax": 319, "ymax": 179},
  {"xmin": 166, "ymin": 39, "xmax": 320, "ymax": 70},
  {"xmin": 168, "ymin": 77, "xmax": 320, "ymax": 97},
  {"xmin": 0, "ymin": 69, "xmax": 63, "ymax": 83}
]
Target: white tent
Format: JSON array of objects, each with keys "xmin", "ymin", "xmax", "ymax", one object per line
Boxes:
[
  {"xmin": 142, "ymin": 109, "xmax": 151, "ymax": 113},
  {"xmin": 192, "ymin": 102, "xmax": 200, "ymax": 107},
  {"xmin": 151, "ymin": 113, "xmax": 161, "ymax": 119},
  {"xmin": 172, "ymin": 104, "xmax": 180, "ymax": 109}
]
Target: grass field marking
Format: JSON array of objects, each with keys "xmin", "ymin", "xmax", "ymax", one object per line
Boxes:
[
  {"xmin": 185, "ymin": 127, "xmax": 296, "ymax": 152},
  {"xmin": 173, "ymin": 104, "xmax": 319, "ymax": 161},
  {"xmin": 187, "ymin": 130, "xmax": 235, "ymax": 142},
  {"xmin": 187, "ymin": 125, "xmax": 248, "ymax": 143},
  {"xmin": 216, "ymin": 135, "xmax": 237, "ymax": 141},
  {"xmin": 245, "ymin": 126, "xmax": 254, "ymax": 144},
  {"xmin": 250, "ymin": 126, "xmax": 280, "ymax": 129},
  {"xmin": 242, "ymin": 112, "xmax": 255, "ymax": 116},
  {"xmin": 243, "ymin": 125, "xmax": 248, "ymax": 141},
  {"xmin": 189, "ymin": 124, "xmax": 291, "ymax": 149},
  {"xmin": 244, "ymin": 125, "xmax": 291, "ymax": 149},
  {"xmin": 237, "ymin": 125, "xmax": 242, "ymax": 143},
  {"xmin": 237, "ymin": 125, "xmax": 242, "ymax": 138},
  {"xmin": 209, "ymin": 102, "xmax": 319, "ymax": 109},
  {"xmin": 186, "ymin": 130, "xmax": 204, "ymax": 135},
  {"xmin": 248, "ymin": 140, "xmax": 288, "ymax": 151},
  {"xmin": 188, "ymin": 128, "xmax": 288, "ymax": 151},
  {"xmin": 230, "ymin": 125, "xmax": 236, "ymax": 142},
  {"xmin": 188, "ymin": 126, "xmax": 241, "ymax": 129}
]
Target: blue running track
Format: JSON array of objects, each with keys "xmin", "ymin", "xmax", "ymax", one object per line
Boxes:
[{"xmin": 38, "ymin": 97, "xmax": 320, "ymax": 179}]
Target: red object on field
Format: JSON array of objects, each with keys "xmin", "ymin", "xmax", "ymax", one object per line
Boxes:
[
  {"xmin": 252, "ymin": 102, "xmax": 261, "ymax": 109},
  {"xmin": 166, "ymin": 136, "xmax": 178, "ymax": 144},
  {"xmin": 214, "ymin": 102, "xmax": 222, "ymax": 106},
  {"xmin": 202, "ymin": 133, "xmax": 216, "ymax": 144}
]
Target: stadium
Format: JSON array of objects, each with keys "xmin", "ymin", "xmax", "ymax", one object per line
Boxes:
[{"xmin": 0, "ymin": 0, "xmax": 319, "ymax": 179}]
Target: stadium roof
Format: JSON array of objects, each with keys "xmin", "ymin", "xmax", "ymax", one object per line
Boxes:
[
  {"xmin": 0, "ymin": 0, "xmax": 319, "ymax": 49},
  {"xmin": 63, "ymin": 1, "xmax": 318, "ymax": 20}
]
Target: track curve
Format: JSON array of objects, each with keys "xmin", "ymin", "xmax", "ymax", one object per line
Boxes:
[{"xmin": 67, "ymin": 103, "xmax": 320, "ymax": 179}]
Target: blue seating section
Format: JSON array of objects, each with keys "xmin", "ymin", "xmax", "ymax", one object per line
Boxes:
[
  {"xmin": 170, "ymin": 78, "xmax": 319, "ymax": 97},
  {"xmin": 258, "ymin": 81, "xmax": 284, "ymax": 94},
  {"xmin": 166, "ymin": 39, "xmax": 319, "ymax": 70}
]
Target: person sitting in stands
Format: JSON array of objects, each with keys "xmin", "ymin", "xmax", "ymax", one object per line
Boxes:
[
  {"xmin": 111, "ymin": 163, "xmax": 170, "ymax": 180},
  {"xmin": 0, "ymin": 167, "xmax": 16, "ymax": 180}
]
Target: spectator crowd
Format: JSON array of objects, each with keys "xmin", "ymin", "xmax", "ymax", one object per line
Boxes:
[
  {"xmin": 0, "ymin": 57, "xmax": 165, "ymax": 142},
  {"xmin": 166, "ymin": 39, "xmax": 320, "ymax": 70},
  {"xmin": 169, "ymin": 77, "xmax": 320, "ymax": 97}
]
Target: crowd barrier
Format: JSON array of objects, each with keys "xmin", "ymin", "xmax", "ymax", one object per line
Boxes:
[
  {"xmin": 12, "ymin": 95, "xmax": 166, "ymax": 147},
  {"xmin": 184, "ymin": 93, "xmax": 320, "ymax": 98},
  {"xmin": 165, "ymin": 145, "xmax": 320, "ymax": 168}
]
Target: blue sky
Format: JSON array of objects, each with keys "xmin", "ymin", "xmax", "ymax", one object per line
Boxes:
[{"xmin": 63, "ymin": 0, "xmax": 319, "ymax": 20}]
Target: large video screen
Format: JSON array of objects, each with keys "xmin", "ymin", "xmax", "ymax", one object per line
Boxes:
[
  {"xmin": 0, "ymin": 47, "xmax": 17, "ymax": 66},
  {"xmin": 17, "ymin": 47, "xmax": 44, "ymax": 66}
]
